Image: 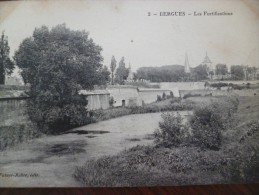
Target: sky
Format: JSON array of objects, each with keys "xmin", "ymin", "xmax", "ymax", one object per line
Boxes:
[{"xmin": 0, "ymin": 0, "xmax": 259, "ymax": 74}]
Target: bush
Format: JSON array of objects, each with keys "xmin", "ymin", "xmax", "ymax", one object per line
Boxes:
[
  {"xmin": 190, "ymin": 96, "xmax": 239, "ymax": 150},
  {"xmin": 154, "ymin": 112, "xmax": 189, "ymax": 147},
  {"xmin": 183, "ymin": 93, "xmax": 201, "ymax": 99},
  {"xmin": 0, "ymin": 123, "xmax": 39, "ymax": 151},
  {"xmin": 162, "ymin": 92, "xmax": 166, "ymax": 100},
  {"xmin": 210, "ymin": 83, "xmax": 229, "ymax": 88},
  {"xmin": 27, "ymin": 95, "xmax": 92, "ymax": 134},
  {"xmin": 156, "ymin": 95, "xmax": 162, "ymax": 102}
]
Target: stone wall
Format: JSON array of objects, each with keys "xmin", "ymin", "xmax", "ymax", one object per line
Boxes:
[
  {"xmin": 86, "ymin": 94, "xmax": 110, "ymax": 110},
  {"xmin": 0, "ymin": 85, "xmax": 29, "ymax": 126},
  {"xmin": 138, "ymin": 89, "xmax": 171, "ymax": 104}
]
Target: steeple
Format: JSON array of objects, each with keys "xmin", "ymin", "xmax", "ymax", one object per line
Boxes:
[
  {"xmin": 184, "ymin": 52, "xmax": 191, "ymax": 74},
  {"xmin": 202, "ymin": 51, "xmax": 212, "ymax": 64}
]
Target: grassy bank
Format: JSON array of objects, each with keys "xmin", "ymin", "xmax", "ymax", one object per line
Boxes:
[
  {"xmin": 74, "ymin": 95, "xmax": 259, "ymax": 186},
  {"xmin": 92, "ymin": 98, "xmax": 193, "ymax": 122},
  {"xmin": 0, "ymin": 122, "xmax": 40, "ymax": 151}
]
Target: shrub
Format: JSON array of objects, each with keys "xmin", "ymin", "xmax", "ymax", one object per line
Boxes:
[
  {"xmin": 0, "ymin": 123, "xmax": 39, "ymax": 151},
  {"xmin": 190, "ymin": 96, "xmax": 239, "ymax": 150},
  {"xmin": 162, "ymin": 92, "xmax": 166, "ymax": 100},
  {"xmin": 183, "ymin": 93, "xmax": 201, "ymax": 99},
  {"xmin": 156, "ymin": 95, "xmax": 162, "ymax": 102},
  {"xmin": 154, "ymin": 112, "xmax": 189, "ymax": 147},
  {"xmin": 210, "ymin": 83, "xmax": 229, "ymax": 88},
  {"xmin": 109, "ymin": 96, "xmax": 114, "ymax": 107}
]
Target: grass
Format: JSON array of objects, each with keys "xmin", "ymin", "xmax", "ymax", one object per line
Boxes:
[
  {"xmin": 92, "ymin": 97, "xmax": 193, "ymax": 122},
  {"xmin": 0, "ymin": 122, "xmax": 40, "ymax": 151},
  {"xmin": 74, "ymin": 95, "xmax": 259, "ymax": 186}
]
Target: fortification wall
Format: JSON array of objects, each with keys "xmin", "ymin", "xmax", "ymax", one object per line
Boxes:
[
  {"xmin": 87, "ymin": 94, "xmax": 110, "ymax": 110},
  {"xmin": 159, "ymin": 82, "xmax": 206, "ymax": 91}
]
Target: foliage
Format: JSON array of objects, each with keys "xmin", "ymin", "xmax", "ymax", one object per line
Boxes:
[
  {"xmin": 0, "ymin": 123, "xmax": 39, "ymax": 151},
  {"xmin": 215, "ymin": 64, "xmax": 228, "ymax": 79},
  {"xmin": 191, "ymin": 64, "xmax": 208, "ymax": 81},
  {"xmin": 156, "ymin": 95, "xmax": 162, "ymax": 102},
  {"xmin": 183, "ymin": 93, "xmax": 201, "ymax": 99},
  {"xmin": 154, "ymin": 112, "xmax": 189, "ymax": 147},
  {"xmin": 74, "ymin": 145, "xmax": 233, "ymax": 187},
  {"xmin": 115, "ymin": 57, "xmax": 129, "ymax": 84},
  {"xmin": 190, "ymin": 97, "xmax": 239, "ymax": 150},
  {"xmin": 210, "ymin": 82, "xmax": 229, "ymax": 88},
  {"xmin": 230, "ymin": 65, "xmax": 245, "ymax": 80},
  {"xmin": 110, "ymin": 56, "xmax": 116, "ymax": 85},
  {"xmin": 14, "ymin": 24, "xmax": 109, "ymax": 134},
  {"xmin": 75, "ymin": 95, "xmax": 259, "ymax": 187},
  {"xmin": 92, "ymin": 98, "xmax": 193, "ymax": 122},
  {"xmin": 135, "ymin": 65, "xmax": 187, "ymax": 82},
  {"xmin": 0, "ymin": 31, "xmax": 15, "ymax": 84}
]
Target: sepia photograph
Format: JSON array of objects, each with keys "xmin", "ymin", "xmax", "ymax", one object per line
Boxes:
[{"xmin": 0, "ymin": 0, "xmax": 259, "ymax": 187}]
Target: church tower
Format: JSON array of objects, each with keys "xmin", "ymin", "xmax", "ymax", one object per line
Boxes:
[
  {"xmin": 184, "ymin": 52, "xmax": 191, "ymax": 74},
  {"xmin": 202, "ymin": 52, "xmax": 213, "ymax": 72}
]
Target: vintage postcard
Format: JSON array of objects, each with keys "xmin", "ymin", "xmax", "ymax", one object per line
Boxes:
[{"xmin": 0, "ymin": 0, "xmax": 258, "ymax": 187}]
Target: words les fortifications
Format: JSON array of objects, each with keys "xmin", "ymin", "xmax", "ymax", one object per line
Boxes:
[{"xmin": 148, "ymin": 11, "xmax": 233, "ymax": 17}]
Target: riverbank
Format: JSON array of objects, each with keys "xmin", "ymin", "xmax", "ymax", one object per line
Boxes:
[
  {"xmin": 74, "ymin": 95, "xmax": 259, "ymax": 186},
  {"xmin": 0, "ymin": 111, "xmax": 189, "ymax": 187}
]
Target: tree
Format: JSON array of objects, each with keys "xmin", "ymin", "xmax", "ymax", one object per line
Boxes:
[
  {"xmin": 115, "ymin": 57, "xmax": 129, "ymax": 84},
  {"xmin": 215, "ymin": 64, "xmax": 228, "ymax": 80},
  {"xmin": 192, "ymin": 64, "xmax": 208, "ymax": 81},
  {"xmin": 0, "ymin": 31, "xmax": 14, "ymax": 84},
  {"xmin": 14, "ymin": 24, "xmax": 109, "ymax": 134},
  {"xmin": 135, "ymin": 65, "xmax": 186, "ymax": 82},
  {"xmin": 110, "ymin": 56, "xmax": 116, "ymax": 85},
  {"xmin": 230, "ymin": 65, "xmax": 245, "ymax": 80}
]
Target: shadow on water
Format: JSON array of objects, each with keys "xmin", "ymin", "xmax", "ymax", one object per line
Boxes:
[{"xmin": 63, "ymin": 130, "xmax": 110, "ymax": 135}]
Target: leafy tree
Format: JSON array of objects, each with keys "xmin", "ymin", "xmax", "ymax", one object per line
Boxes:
[
  {"xmin": 230, "ymin": 65, "xmax": 245, "ymax": 80},
  {"xmin": 110, "ymin": 56, "xmax": 116, "ymax": 85},
  {"xmin": 192, "ymin": 64, "xmax": 208, "ymax": 81},
  {"xmin": 14, "ymin": 24, "xmax": 109, "ymax": 134},
  {"xmin": 0, "ymin": 31, "xmax": 14, "ymax": 84},
  {"xmin": 115, "ymin": 57, "xmax": 129, "ymax": 84},
  {"xmin": 135, "ymin": 65, "xmax": 186, "ymax": 82},
  {"xmin": 215, "ymin": 64, "xmax": 228, "ymax": 80}
]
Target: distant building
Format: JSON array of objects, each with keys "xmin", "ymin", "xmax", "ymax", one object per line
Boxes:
[{"xmin": 201, "ymin": 52, "xmax": 215, "ymax": 79}]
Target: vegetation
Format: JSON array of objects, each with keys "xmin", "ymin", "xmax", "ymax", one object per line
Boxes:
[
  {"xmin": 0, "ymin": 31, "xmax": 15, "ymax": 85},
  {"xmin": 92, "ymin": 98, "xmax": 193, "ymax": 122},
  {"xmin": 0, "ymin": 123, "xmax": 40, "ymax": 151},
  {"xmin": 115, "ymin": 57, "xmax": 129, "ymax": 84},
  {"xmin": 215, "ymin": 64, "xmax": 228, "ymax": 79},
  {"xmin": 110, "ymin": 56, "xmax": 116, "ymax": 85},
  {"xmin": 14, "ymin": 24, "xmax": 110, "ymax": 134},
  {"xmin": 154, "ymin": 112, "xmax": 189, "ymax": 147},
  {"xmin": 230, "ymin": 65, "xmax": 245, "ymax": 80},
  {"xmin": 74, "ymin": 95, "xmax": 259, "ymax": 187},
  {"xmin": 191, "ymin": 64, "xmax": 208, "ymax": 81},
  {"xmin": 135, "ymin": 65, "xmax": 187, "ymax": 82}
]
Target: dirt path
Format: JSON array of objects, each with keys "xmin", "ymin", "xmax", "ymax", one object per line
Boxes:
[{"xmin": 0, "ymin": 111, "xmax": 191, "ymax": 187}]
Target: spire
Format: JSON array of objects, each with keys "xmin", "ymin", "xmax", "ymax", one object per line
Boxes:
[
  {"xmin": 184, "ymin": 52, "xmax": 190, "ymax": 73},
  {"xmin": 203, "ymin": 51, "xmax": 212, "ymax": 64}
]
